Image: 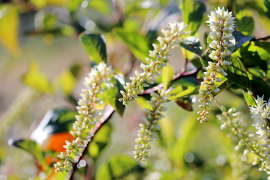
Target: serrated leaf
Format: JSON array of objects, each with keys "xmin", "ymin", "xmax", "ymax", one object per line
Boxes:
[
  {"xmin": 180, "ymin": 37, "xmax": 202, "ymax": 56},
  {"xmin": 0, "ymin": 5, "xmax": 19, "ymax": 55},
  {"xmin": 80, "ymin": 33, "xmax": 107, "ymax": 63},
  {"xmin": 96, "ymin": 155, "xmax": 144, "ymax": 180},
  {"xmin": 115, "ymin": 29, "xmax": 149, "ymax": 63},
  {"xmin": 180, "ymin": 0, "xmax": 206, "ymax": 34},
  {"xmin": 243, "ymin": 91, "xmax": 256, "ymax": 106},
  {"xmin": 88, "ymin": 123, "xmax": 112, "ymax": 160},
  {"xmin": 22, "ymin": 63, "xmax": 53, "ymax": 93},
  {"xmin": 162, "ymin": 64, "xmax": 174, "ymax": 90}
]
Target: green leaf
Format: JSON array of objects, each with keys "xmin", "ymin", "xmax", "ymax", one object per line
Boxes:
[
  {"xmin": 100, "ymin": 77, "xmax": 125, "ymax": 116},
  {"xmin": 180, "ymin": 37, "xmax": 202, "ymax": 56},
  {"xmin": 159, "ymin": 117, "xmax": 175, "ymax": 148},
  {"xmin": 96, "ymin": 155, "xmax": 144, "ymax": 180},
  {"xmin": 115, "ymin": 29, "xmax": 149, "ymax": 63},
  {"xmin": 22, "ymin": 63, "xmax": 53, "ymax": 93},
  {"xmin": 236, "ymin": 16, "xmax": 255, "ymax": 36},
  {"xmin": 180, "ymin": 0, "xmax": 206, "ymax": 34},
  {"xmin": 168, "ymin": 77, "xmax": 198, "ymax": 100},
  {"xmin": 264, "ymin": 0, "xmax": 270, "ymax": 18},
  {"xmin": 225, "ymin": 50, "xmax": 250, "ymax": 87},
  {"xmin": 88, "ymin": 123, "xmax": 112, "ymax": 160},
  {"xmin": 9, "ymin": 139, "xmax": 42, "ymax": 159},
  {"xmin": 89, "ymin": 0, "xmax": 112, "ymax": 15},
  {"xmin": 80, "ymin": 33, "xmax": 107, "ymax": 64},
  {"xmin": 243, "ymin": 91, "xmax": 256, "ymax": 106},
  {"xmin": 135, "ymin": 97, "xmax": 153, "ymax": 110},
  {"xmin": 162, "ymin": 64, "xmax": 174, "ymax": 90},
  {"xmin": 239, "ymin": 41, "xmax": 270, "ymax": 71},
  {"xmin": 9, "ymin": 139, "xmax": 48, "ymax": 170},
  {"xmin": 248, "ymin": 41, "xmax": 270, "ymax": 61},
  {"xmin": 0, "ymin": 5, "xmax": 19, "ymax": 55},
  {"xmin": 57, "ymin": 71, "xmax": 76, "ymax": 95}
]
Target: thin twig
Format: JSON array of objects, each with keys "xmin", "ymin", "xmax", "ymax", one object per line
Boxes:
[
  {"xmin": 252, "ymin": 35, "xmax": 270, "ymax": 41},
  {"xmin": 68, "ymin": 107, "xmax": 115, "ymax": 179},
  {"xmin": 68, "ymin": 68, "xmax": 199, "ymax": 179},
  {"xmin": 140, "ymin": 68, "xmax": 199, "ymax": 95}
]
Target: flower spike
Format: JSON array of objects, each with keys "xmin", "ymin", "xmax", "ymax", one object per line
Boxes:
[
  {"xmin": 54, "ymin": 63, "xmax": 113, "ymax": 172},
  {"xmin": 121, "ymin": 22, "xmax": 187, "ymax": 105},
  {"xmin": 198, "ymin": 7, "xmax": 235, "ymax": 123}
]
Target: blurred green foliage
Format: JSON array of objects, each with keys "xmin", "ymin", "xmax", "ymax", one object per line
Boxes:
[{"xmin": 1, "ymin": 0, "xmax": 270, "ymax": 179}]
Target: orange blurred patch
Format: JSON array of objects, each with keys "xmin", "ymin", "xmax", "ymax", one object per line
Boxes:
[{"xmin": 45, "ymin": 132, "xmax": 74, "ymax": 152}]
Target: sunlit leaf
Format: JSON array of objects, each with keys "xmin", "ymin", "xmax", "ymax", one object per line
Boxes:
[
  {"xmin": 0, "ymin": 5, "xmax": 19, "ymax": 55},
  {"xmin": 80, "ymin": 33, "xmax": 107, "ymax": 64},
  {"xmin": 22, "ymin": 63, "xmax": 53, "ymax": 93},
  {"xmin": 168, "ymin": 77, "xmax": 197, "ymax": 100},
  {"xmin": 100, "ymin": 78, "xmax": 125, "ymax": 116},
  {"xmin": 180, "ymin": 0, "xmax": 206, "ymax": 34},
  {"xmin": 135, "ymin": 97, "xmax": 153, "ymax": 110},
  {"xmin": 115, "ymin": 29, "xmax": 149, "ymax": 63},
  {"xmin": 30, "ymin": 0, "xmax": 47, "ymax": 8},
  {"xmin": 162, "ymin": 64, "xmax": 174, "ymax": 90},
  {"xmin": 57, "ymin": 71, "xmax": 76, "ymax": 95},
  {"xmin": 243, "ymin": 91, "xmax": 256, "ymax": 106},
  {"xmin": 159, "ymin": 117, "xmax": 175, "ymax": 147},
  {"xmin": 89, "ymin": 0, "xmax": 112, "ymax": 15}
]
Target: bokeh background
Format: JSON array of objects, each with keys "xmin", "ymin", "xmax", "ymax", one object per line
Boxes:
[{"xmin": 0, "ymin": 0, "xmax": 270, "ymax": 179}]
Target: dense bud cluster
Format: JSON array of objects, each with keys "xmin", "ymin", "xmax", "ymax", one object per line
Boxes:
[
  {"xmin": 218, "ymin": 103, "xmax": 270, "ymax": 179},
  {"xmin": 250, "ymin": 96, "xmax": 270, "ymax": 142},
  {"xmin": 134, "ymin": 92, "xmax": 166, "ymax": 161},
  {"xmin": 198, "ymin": 7, "xmax": 235, "ymax": 123},
  {"xmin": 54, "ymin": 63, "xmax": 113, "ymax": 172},
  {"xmin": 120, "ymin": 22, "xmax": 186, "ymax": 105}
]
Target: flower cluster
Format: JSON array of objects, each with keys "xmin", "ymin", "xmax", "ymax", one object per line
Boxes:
[
  {"xmin": 218, "ymin": 105, "xmax": 270, "ymax": 178},
  {"xmin": 120, "ymin": 22, "xmax": 186, "ymax": 105},
  {"xmin": 134, "ymin": 92, "xmax": 166, "ymax": 161},
  {"xmin": 250, "ymin": 96, "xmax": 270, "ymax": 143},
  {"xmin": 54, "ymin": 63, "xmax": 113, "ymax": 172},
  {"xmin": 198, "ymin": 7, "xmax": 235, "ymax": 123}
]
